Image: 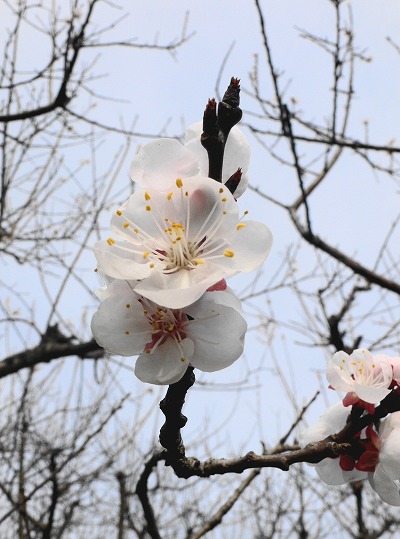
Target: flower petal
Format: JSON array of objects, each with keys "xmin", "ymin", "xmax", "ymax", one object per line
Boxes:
[
  {"xmin": 369, "ymin": 466, "xmax": 400, "ymax": 506},
  {"xmin": 135, "ymin": 338, "xmax": 194, "ymax": 385},
  {"xmin": 130, "ymin": 139, "xmax": 199, "ymax": 190},
  {"xmin": 185, "ymin": 296, "xmax": 247, "ymax": 372},
  {"xmin": 91, "ymin": 288, "xmax": 151, "ymax": 356}
]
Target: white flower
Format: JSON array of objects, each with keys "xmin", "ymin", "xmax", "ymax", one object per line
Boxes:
[
  {"xmin": 299, "ymin": 401, "xmax": 367, "ymax": 485},
  {"xmin": 184, "ymin": 122, "xmax": 250, "ymax": 197},
  {"xmin": 327, "ymin": 348, "xmax": 393, "ymax": 405},
  {"xmin": 94, "ymin": 176, "xmax": 272, "ymax": 308},
  {"xmin": 91, "ymin": 280, "xmax": 247, "ymax": 385},
  {"xmin": 130, "ymin": 123, "xmax": 250, "ymax": 197},
  {"xmin": 368, "ymin": 412, "xmax": 400, "ymax": 506}
]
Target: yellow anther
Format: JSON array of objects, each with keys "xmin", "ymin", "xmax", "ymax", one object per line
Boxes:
[
  {"xmin": 244, "ymin": 210, "xmax": 249, "ymax": 215},
  {"xmin": 195, "ymin": 259, "xmax": 204, "ymax": 265},
  {"xmin": 134, "ymin": 228, "xmax": 139, "ymax": 233},
  {"xmin": 116, "ymin": 210, "xmax": 122, "ymax": 216},
  {"xmin": 123, "ymin": 222, "xmax": 129, "ymax": 228},
  {"xmin": 150, "ymin": 263, "xmax": 155, "ymax": 268},
  {"xmin": 176, "ymin": 178, "xmax": 183, "ymax": 188},
  {"xmin": 94, "ymin": 268, "xmax": 98, "ymax": 272},
  {"xmin": 219, "ymin": 188, "xmax": 224, "ymax": 193},
  {"xmin": 236, "ymin": 223, "xmax": 246, "ymax": 230},
  {"xmin": 124, "ymin": 331, "xmax": 130, "ymax": 335},
  {"xmin": 106, "ymin": 237, "xmax": 115, "ymax": 246},
  {"xmin": 145, "ymin": 192, "xmax": 151, "ymax": 201},
  {"xmin": 185, "ymin": 191, "xmax": 189, "ymax": 196},
  {"xmin": 167, "ymin": 192, "xmax": 173, "ymax": 200},
  {"xmin": 221, "ymin": 197, "xmax": 227, "ymax": 202},
  {"xmin": 168, "ymin": 324, "xmax": 175, "ymax": 332},
  {"xmin": 180, "ymin": 357, "xmax": 186, "ymax": 362},
  {"xmin": 146, "ymin": 205, "xmax": 151, "ymax": 211},
  {"xmin": 143, "ymin": 251, "xmax": 150, "ymax": 259},
  {"xmin": 223, "ymin": 211, "xmax": 227, "ymax": 215},
  {"xmin": 126, "ymin": 304, "xmax": 131, "ymax": 308},
  {"xmin": 224, "ymin": 249, "xmax": 235, "ymax": 258}
]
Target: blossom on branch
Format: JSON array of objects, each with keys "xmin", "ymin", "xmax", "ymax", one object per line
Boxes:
[
  {"xmin": 327, "ymin": 348, "xmax": 394, "ymax": 408},
  {"xmin": 300, "ymin": 402, "xmax": 400, "ymax": 506},
  {"xmin": 91, "ymin": 280, "xmax": 247, "ymax": 385},
  {"xmin": 94, "ymin": 176, "xmax": 272, "ymax": 308}
]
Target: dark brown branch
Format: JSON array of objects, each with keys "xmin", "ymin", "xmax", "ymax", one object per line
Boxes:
[
  {"xmin": 201, "ymin": 77, "xmax": 243, "ymax": 186},
  {"xmin": 135, "ymin": 452, "xmax": 165, "ymax": 539},
  {"xmin": 0, "ymin": 0, "xmax": 98, "ymax": 123},
  {"xmin": 0, "ymin": 338, "xmax": 104, "ymax": 378},
  {"xmin": 289, "ymin": 210, "xmax": 400, "ymax": 296}
]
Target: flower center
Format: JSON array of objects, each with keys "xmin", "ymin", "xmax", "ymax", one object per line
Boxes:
[
  {"xmin": 140, "ymin": 299, "xmax": 187, "ymax": 353},
  {"xmin": 163, "ymin": 220, "xmax": 202, "ymax": 270}
]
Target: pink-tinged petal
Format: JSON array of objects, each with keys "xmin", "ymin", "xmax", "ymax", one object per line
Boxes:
[
  {"xmin": 91, "ymin": 292, "xmax": 151, "ymax": 356},
  {"xmin": 207, "ymin": 279, "xmax": 227, "ymax": 292},
  {"xmin": 369, "ymin": 466, "xmax": 400, "ymax": 506},
  {"xmin": 130, "ymin": 139, "xmax": 199, "ymax": 190},
  {"xmin": 135, "ymin": 338, "xmax": 194, "ymax": 385},
  {"xmin": 185, "ymin": 299, "xmax": 247, "ymax": 372}
]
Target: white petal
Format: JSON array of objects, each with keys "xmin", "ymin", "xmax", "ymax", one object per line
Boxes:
[
  {"xmin": 91, "ymin": 290, "xmax": 151, "ymax": 356},
  {"xmin": 316, "ymin": 459, "xmax": 348, "ymax": 485},
  {"xmin": 369, "ymin": 467, "xmax": 400, "ymax": 506},
  {"xmin": 354, "ymin": 383, "xmax": 391, "ymax": 404},
  {"xmin": 224, "ymin": 220, "xmax": 273, "ymax": 272},
  {"xmin": 94, "ymin": 239, "xmax": 152, "ymax": 280},
  {"xmin": 134, "ymin": 263, "xmax": 226, "ymax": 309},
  {"xmin": 130, "ymin": 139, "xmax": 199, "ymax": 190},
  {"xmin": 134, "ymin": 338, "xmax": 194, "ymax": 385},
  {"xmin": 379, "ymin": 419, "xmax": 400, "ymax": 479},
  {"xmin": 299, "ymin": 401, "xmax": 349, "ymax": 446},
  {"xmin": 185, "ymin": 298, "xmax": 247, "ymax": 372}
]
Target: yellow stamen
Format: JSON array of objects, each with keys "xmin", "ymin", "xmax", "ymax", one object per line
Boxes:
[
  {"xmin": 221, "ymin": 197, "xmax": 227, "ymax": 202},
  {"xmin": 146, "ymin": 205, "xmax": 151, "ymax": 211},
  {"xmin": 224, "ymin": 249, "xmax": 235, "ymax": 258},
  {"xmin": 126, "ymin": 304, "xmax": 131, "ymax": 308},
  {"xmin": 195, "ymin": 259, "xmax": 204, "ymax": 265},
  {"xmin": 106, "ymin": 238, "xmax": 115, "ymax": 246},
  {"xmin": 167, "ymin": 192, "xmax": 173, "ymax": 200},
  {"xmin": 176, "ymin": 178, "xmax": 183, "ymax": 188},
  {"xmin": 219, "ymin": 188, "xmax": 224, "ymax": 193},
  {"xmin": 123, "ymin": 222, "xmax": 129, "ymax": 228},
  {"xmin": 143, "ymin": 251, "xmax": 150, "ymax": 259},
  {"xmin": 236, "ymin": 223, "xmax": 246, "ymax": 230},
  {"xmin": 116, "ymin": 210, "xmax": 122, "ymax": 216},
  {"xmin": 145, "ymin": 192, "xmax": 151, "ymax": 201}
]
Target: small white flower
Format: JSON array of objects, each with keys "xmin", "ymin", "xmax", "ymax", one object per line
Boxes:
[
  {"xmin": 94, "ymin": 176, "xmax": 272, "ymax": 308},
  {"xmin": 91, "ymin": 280, "xmax": 247, "ymax": 385},
  {"xmin": 327, "ymin": 348, "xmax": 393, "ymax": 404}
]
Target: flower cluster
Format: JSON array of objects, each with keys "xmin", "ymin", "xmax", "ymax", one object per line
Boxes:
[
  {"xmin": 301, "ymin": 348, "xmax": 400, "ymax": 505},
  {"xmin": 91, "ymin": 121, "xmax": 273, "ymax": 384}
]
